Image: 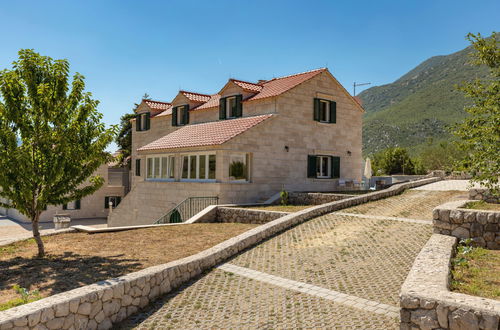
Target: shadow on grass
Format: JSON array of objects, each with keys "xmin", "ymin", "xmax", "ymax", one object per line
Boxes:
[{"xmin": 0, "ymin": 252, "xmax": 142, "ymax": 300}]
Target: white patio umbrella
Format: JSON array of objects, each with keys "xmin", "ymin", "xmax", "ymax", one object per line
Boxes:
[
  {"xmin": 364, "ymin": 158, "xmax": 372, "ymax": 189},
  {"xmin": 364, "ymin": 158, "xmax": 372, "ymax": 179}
]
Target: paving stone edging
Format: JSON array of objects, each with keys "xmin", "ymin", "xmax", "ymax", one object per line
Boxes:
[
  {"xmin": 286, "ymin": 192, "xmax": 354, "ymax": 205},
  {"xmin": 0, "ymin": 177, "xmax": 440, "ymax": 330},
  {"xmin": 433, "ymin": 200, "xmax": 500, "ymax": 249},
  {"xmin": 400, "ymin": 234, "xmax": 500, "ymax": 329}
]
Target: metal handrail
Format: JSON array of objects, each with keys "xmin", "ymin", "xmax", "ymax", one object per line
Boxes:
[{"xmin": 154, "ymin": 196, "xmax": 219, "ymax": 224}]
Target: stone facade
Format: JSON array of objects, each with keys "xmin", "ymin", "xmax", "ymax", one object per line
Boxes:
[
  {"xmin": 110, "ymin": 69, "xmax": 364, "ymax": 227},
  {"xmin": 469, "ymin": 189, "xmax": 500, "ymax": 204},
  {"xmin": 216, "ymin": 207, "xmax": 288, "ymax": 224},
  {"xmin": 287, "ymin": 192, "xmax": 353, "ymax": 205},
  {"xmin": 0, "ymin": 165, "xmax": 127, "ymax": 223},
  {"xmin": 0, "ymin": 178, "xmax": 439, "ymax": 329},
  {"xmin": 433, "ymin": 200, "xmax": 500, "ymax": 249},
  {"xmin": 400, "ymin": 234, "xmax": 500, "ymax": 330}
]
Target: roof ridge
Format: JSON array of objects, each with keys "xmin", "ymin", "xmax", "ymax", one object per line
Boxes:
[
  {"xmin": 229, "ymin": 78, "xmax": 261, "ymax": 86},
  {"xmin": 144, "ymin": 99, "xmax": 171, "ymax": 105},
  {"xmin": 179, "ymin": 90, "xmax": 211, "ymax": 97},
  {"xmin": 264, "ymin": 67, "xmax": 327, "ymax": 83}
]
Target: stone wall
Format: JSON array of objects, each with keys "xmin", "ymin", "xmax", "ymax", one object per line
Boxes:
[
  {"xmin": 400, "ymin": 234, "xmax": 500, "ymax": 329},
  {"xmin": 0, "ymin": 177, "xmax": 440, "ymax": 330},
  {"xmin": 433, "ymin": 200, "xmax": 500, "ymax": 249},
  {"xmin": 216, "ymin": 207, "xmax": 289, "ymax": 224},
  {"xmin": 469, "ymin": 189, "xmax": 500, "ymax": 204},
  {"xmin": 287, "ymin": 192, "xmax": 353, "ymax": 205}
]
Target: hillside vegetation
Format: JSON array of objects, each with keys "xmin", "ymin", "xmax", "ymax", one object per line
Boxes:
[{"xmin": 359, "ymin": 42, "xmax": 490, "ymax": 155}]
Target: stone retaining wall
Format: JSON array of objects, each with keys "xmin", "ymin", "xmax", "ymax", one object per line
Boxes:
[
  {"xmin": 0, "ymin": 177, "xmax": 440, "ymax": 330},
  {"xmin": 469, "ymin": 189, "xmax": 500, "ymax": 204},
  {"xmin": 287, "ymin": 192, "xmax": 354, "ymax": 205},
  {"xmin": 400, "ymin": 234, "xmax": 500, "ymax": 329},
  {"xmin": 433, "ymin": 200, "xmax": 500, "ymax": 249},
  {"xmin": 216, "ymin": 207, "xmax": 289, "ymax": 224}
]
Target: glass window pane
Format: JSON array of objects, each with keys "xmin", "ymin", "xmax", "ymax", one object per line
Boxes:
[
  {"xmin": 182, "ymin": 156, "xmax": 188, "ymax": 178},
  {"xmin": 154, "ymin": 158, "xmax": 160, "ymax": 178},
  {"xmin": 208, "ymin": 155, "xmax": 216, "ymax": 179},
  {"xmin": 190, "ymin": 155, "xmax": 196, "ymax": 179},
  {"xmin": 199, "ymin": 155, "xmax": 206, "ymax": 179},
  {"xmin": 147, "ymin": 158, "xmax": 153, "ymax": 178},
  {"xmin": 161, "ymin": 157, "xmax": 168, "ymax": 179},
  {"xmin": 229, "ymin": 154, "xmax": 247, "ymax": 180},
  {"xmin": 320, "ymin": 101, "xmax": 328, "ymax": 121},
  {"xmin": 169, "ymin": 156, "xmax": 175, "ymax": 178},
  {"xmin": 227, "ymin": 97, "xmax": 237, "ymax": 117},
  {"xmin": 316, "ymin": 156, "xmax": 321, "ymax": 177}
]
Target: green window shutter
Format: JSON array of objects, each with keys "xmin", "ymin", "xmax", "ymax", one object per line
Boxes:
[
  {"xmin": 136, "ymin": 114, "xmax": 142, "ymax": 131},
  {"xmin": 331, "ymin": 156, "xmax": 340, "ymax": 178},
  {"xmin": 135, "ymin": 159, "xmax": 141, "ymax": 176},
  {"xmin": 172, "ymin": 107, "xmax": 178, "ymax": 126},
  {"xmin": 62, "ymin": 204, "xmax": 67, "ymax": 210},
  {"xmin": 75, "ymin": 200, "xmax": 81, "ymax": 210},
  {"xmin": 235, "ymin": 95, "xmax": 243, "ymax": 117},
  {"xmin": 307, "ymin": 155, "xmax": 317, "ymax": 178},
  {"xmin": 145, "ymin": 113, "xmax": 151, "ymax": 130},
  {"xmin": 329, "ymin": 101, "xmax": 336, "ymax": 124},
  {"xmin": 313, "ymin": 98, "xmax": 320, "ymax": 121},
  {"xmin": 219, "ymin": 97, "xmax": 226, "ymax": 120},
  {"xmin": 104, "ymin": 196, "xmax": 109, "ymax": 209},
  {"xmin": 183, "ymin": 105, "xmax": 189, "ymax": 124}
]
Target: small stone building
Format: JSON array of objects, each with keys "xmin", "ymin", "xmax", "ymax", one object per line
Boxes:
[
  {"xmin": 0, "ymin": 164, "xmax": 128, "ymax": 222},
  {"xmin": 109, "ymin": 68, "xmax": 363, "ymax": 226}
]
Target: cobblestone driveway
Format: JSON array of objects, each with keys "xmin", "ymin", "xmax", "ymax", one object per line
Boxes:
[{"xmin": 117, "ymin": 189, "xmax": 463, "ymax": 329}]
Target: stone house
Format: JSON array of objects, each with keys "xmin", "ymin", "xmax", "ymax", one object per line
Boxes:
[
  {"xmin": 0, "ymin": 163, "xmax": 128, "ymax": 223},
  {"xmin": 109, "ymin": 68, "xmax": 363, "ymax": 227}
]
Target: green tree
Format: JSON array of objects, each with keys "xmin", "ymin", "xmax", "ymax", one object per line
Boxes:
[
  {"xmin": 418, "ymin": 141, "xmax": 465, "ymax": 172},
  {"xmin": 0, "ymin": 49, "xmax": 117, "ymax": 257},
  {"xmin": 115, "ymin": 94, "xmax": 149, "ymax": 167},
  {"xmin": 454, "ymin": 32, "xmax": 500, "ymax": 195},
  {"xmin": 371, "ymin": 147, "xmax": 422, "ymax": 175}
]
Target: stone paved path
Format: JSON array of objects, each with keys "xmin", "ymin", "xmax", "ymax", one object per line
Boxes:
[{"xmin": 117, "ymin": 187, "xmax": 464, "ymax": 329}]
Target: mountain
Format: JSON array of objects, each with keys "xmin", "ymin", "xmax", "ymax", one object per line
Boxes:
[{"xmin": 359, "ymin": 42, "xmax": 490, "ymax": 155}]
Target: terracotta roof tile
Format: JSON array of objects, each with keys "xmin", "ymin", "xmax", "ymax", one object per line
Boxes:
[
  {"xmin": 248, "ymin": 68, "xmax": 326, "ymax": 101},
  {"xmin": 144, "ymin": 99, "xmax": 171, "ymax": 111},
  {"xmin": 180, "ymin": 91, "xmax": 211, "ymax": 103},
  {"xmin": 194, "ymin": 94, "xmax": 221, "ymax": 110},
  {"xmin": 230, "ymin": 79, "xmax": 263, "ymax": 92},
  {"xmin": 138, "ymin": 114, "xmax": 273, "ymax": 151}
]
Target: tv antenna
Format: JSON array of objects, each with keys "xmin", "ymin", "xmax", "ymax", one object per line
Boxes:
[{"xmin": 353, "ymin": 82, "xmax": 371, "ymax": 96}]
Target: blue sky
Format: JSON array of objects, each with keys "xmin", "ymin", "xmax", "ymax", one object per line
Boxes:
[{"xmin": 0, "ymin": 0, "xmax": 498, "ymax": 150}]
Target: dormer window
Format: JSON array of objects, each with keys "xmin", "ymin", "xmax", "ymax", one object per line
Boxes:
[
  {"xmin": 172, "ymin": 105, "xmax": 189, "ymax": 126},
  {"xmin": 136, "ymin": 112, "xmax": 151, "ymax": 131},
  {"xmin": 219, "ymin": 95, "xmax": 242, "ymax": 120}
]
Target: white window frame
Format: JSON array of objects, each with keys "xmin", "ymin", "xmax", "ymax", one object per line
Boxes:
[
  {"xmin": 177, "ymin": 105, "xmax": 187, "ymax": 126},
  {"xmin": 229, "ymin": 153, "xmax": 250, "ymax": 183},
  {"xmin": 66, "ymin": 200, "xmax": 78, "ymax": 210},
  {"xmin": 319, "ymin": 100, "xmax": 330, "ymax": 123},
  {"xmin": 316, "ymin": 155, "xmax": 332, "ymax": 179},
  {"xmin": 181, "ymin": 152, "xmax": 216, "ymax": 182},
  {"xmin": 226, "ymin": 96, "xmax": 237, "ymax": 119},
  {"xmin": 146, "ymin": 155, "xmax": 175, "ymax": 181}
]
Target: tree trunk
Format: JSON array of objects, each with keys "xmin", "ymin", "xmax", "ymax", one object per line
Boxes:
[{"xmin": 31, "ymin": 214, "xmax": 45, "ymax": 258}]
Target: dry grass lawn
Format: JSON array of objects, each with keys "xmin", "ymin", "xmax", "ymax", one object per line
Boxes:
[
  {"xmin": 463, "ymin": 201, "xmax": 500, "ymax": 211},
  {"xmin": 0, "ymin": 223, "xmax": 257, "ymax": 306},
  {"xmin": 451, "ymin": 247, "xmax": 500, "ymax": 300}
]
